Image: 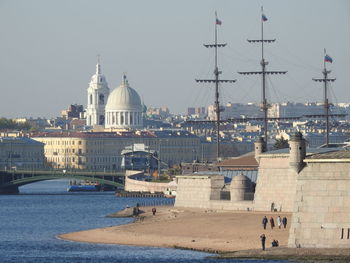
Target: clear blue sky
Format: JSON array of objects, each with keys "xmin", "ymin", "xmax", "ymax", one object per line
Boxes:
[{"xmin": 0, "ymin": 0, "xmax": 349, "ymax": 118}]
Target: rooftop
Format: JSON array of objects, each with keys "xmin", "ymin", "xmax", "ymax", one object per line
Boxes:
[
  {"xmin": 306, "ymin": 150, "xmax": 350, "ymax": 160},
  {"xmin": 0, "ymin": 137, "xmax": 44, "ymax": 145},
  {"xmin": 30, "ymin": 130, "xmax": 199, "ymax": 139},
  {"xmin": 217, "ymin": 152, "xmax": 258, "ymax": 170}
]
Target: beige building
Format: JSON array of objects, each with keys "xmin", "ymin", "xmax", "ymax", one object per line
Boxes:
[
  {"xmin": 0, "ymin": 137, "xmax": 45, "ymax": 169},
  {"xmin": 31, "ymin": 130, "xmax": 204, "ymax": 171}
]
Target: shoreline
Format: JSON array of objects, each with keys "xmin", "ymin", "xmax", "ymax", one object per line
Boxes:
[
  {"xmin": 58, "ymin": 206, "xmax": 290, "ymax": 252},
  {"xmin": 58, "ymin": 206, "xmax": 350, "ymax": 262}
]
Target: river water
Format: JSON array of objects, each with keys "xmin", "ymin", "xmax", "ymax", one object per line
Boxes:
[{"xmin": 0, "ymin": 180, "xmax": 292, "ymax": 263}]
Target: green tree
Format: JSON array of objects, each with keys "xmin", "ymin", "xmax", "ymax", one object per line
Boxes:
[
  {"xmin": 273, "ymin": 136, "xmax": 289, "ymax": 150},
  {"xmin": 0, "ymin": 118, "xmax": 32, "ymax": 130}
]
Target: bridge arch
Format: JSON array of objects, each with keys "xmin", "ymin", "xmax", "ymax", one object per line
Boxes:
[
  {"xmin": 0, "ymin": 170, "xmax": 125, "ymax": 194},
  {"xmin": 5, "ymin": 175, "xmax": 124, "ymax": 188}
]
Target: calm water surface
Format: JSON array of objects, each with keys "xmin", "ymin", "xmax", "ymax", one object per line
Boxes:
[{"xmin": 0, "ymin": 180, "xmax": 292, "ymax": 263}]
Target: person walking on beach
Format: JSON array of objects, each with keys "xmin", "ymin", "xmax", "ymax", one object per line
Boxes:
[
  {"xmin": 260, "ymin": 234, "xmax": 266, "ymax": 251},
  {"xmin": 152, "ymin": 207, "xmax": 156, "ymax": 216},
  {"xmin": 282, "ymin": 216, "xmax": 288, "ymax": 229},
  {"xmin": 277, "ymin": 216, "xmax": 282, "ymax": 229},
  {"xmin": 262, "ymin": 216, "xmax": 268, "ymax": 229},
  {"xmin": 270, "ymin": 217, "xmax": 275, "ymax": 229}
]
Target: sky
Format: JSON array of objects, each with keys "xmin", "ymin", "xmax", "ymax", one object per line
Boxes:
[{"xmin": 0, "ymin": 0, "xmax": 349, "ymax": 118}]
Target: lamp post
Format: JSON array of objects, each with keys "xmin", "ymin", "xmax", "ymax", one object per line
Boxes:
[
  {"xmin": 9, "ymin": 139, "xmax": 13, "ymax": 169},
  {"xmin": 201, "ymin": 143, "xmax": 204, "ymax": 163},
  {"xmin": 131, "ymin": 144, "xmax": 134, "ymax": 171},
  {"xmin": 157, "ymin": 139, "xmax": 169, "ymax": 177},
  {"xmin": 158, "ymin": 140, "xmax": 161, "ymax": 177}
]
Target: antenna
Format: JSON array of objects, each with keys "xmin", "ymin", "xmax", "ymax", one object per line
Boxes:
[
  {"xmin": 195, "ymin": 12, "xmax": 236, "ymax": 161},
  {"xmin": 238, "ymin": 7, "xmax": 287, "ymax": 149},
  {"xmin": 312, "ymin": 49, "xmax": 336, "ymax": 147}
]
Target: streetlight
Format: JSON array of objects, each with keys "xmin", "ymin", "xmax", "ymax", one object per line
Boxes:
[
  {"xmin": 158, "ymin": 140, "xmax": 161, "ymax": 177},
  {"xmin": 157, "ymin": 139, "xmax": 168, "ymax": 177}
]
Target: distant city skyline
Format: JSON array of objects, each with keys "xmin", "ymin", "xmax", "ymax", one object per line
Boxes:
[{"xmin": 0, "ymin": 0, "xmax": 349, "ymax": 118}]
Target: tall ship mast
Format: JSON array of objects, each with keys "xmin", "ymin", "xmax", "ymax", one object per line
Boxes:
[
  {"xmin": 196, "ymin": 12, "xmax": 236, "ymax": 161},
  {"xmin": 312, "ymin": 50, "xmax": 336, "ymax": 147},
  {"xmin": 238, "ymin": 7, "xmax": 287, "ymax": 149}
]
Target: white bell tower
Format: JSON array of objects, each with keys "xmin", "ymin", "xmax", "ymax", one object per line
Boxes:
[{"xmin": 86, "ymin": 59, "xmax": 109, "ymax": 126}]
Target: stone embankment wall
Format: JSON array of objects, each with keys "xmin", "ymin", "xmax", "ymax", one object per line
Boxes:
[
  {"xmin": 288, "ymin": 161, "xmax": 350, "ymax": 248},
  {"xmin": 253, "ymin": 155, "xmax": 298, "ymax": 212},
  {"xmin": 175, "ymin": 175, "xmax": 253, "ymax": 211},
  {"xmin": 125, "ymin": 175, "xmax": 176, "ymax": 194}
]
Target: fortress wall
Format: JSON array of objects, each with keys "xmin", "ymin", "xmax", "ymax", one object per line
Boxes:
[
  {"xmin": 209, "ymin": 200, "xmax": 254, "ymax": 211},
  {"xmin": 174, "ymin": 175, "xmax": 254, "ymax": 210},
  {"xmin": 125, "ymin": 176, "xmax": 176, "ymax": 193},
  {"xmin": 288, "ymin": 162, "xmax": 350, "ymax": 248},
  {"xmin": 125, "ymin": 170, "xmax": 144, "ymax": 177},
  {"xmin": 253, "ymin": 157, "xmax": 297, "ymax": 212},
  {"xmin": 174, "ymin": 175, "xmax": 224, "ymax": 208}
]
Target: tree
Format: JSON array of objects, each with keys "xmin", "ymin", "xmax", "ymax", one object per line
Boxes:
[
  {"xmin": 0, "ymin": 118, "xmax": 31, "ymax": 130},
  {"xmin": 273, "ymin": 136, "xmax": 289, "ymax": 150}
]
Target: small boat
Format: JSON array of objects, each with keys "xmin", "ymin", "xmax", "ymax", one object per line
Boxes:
[{"xmin": 67, "ymin": 180, "xmax": 101, "ymax": 192}]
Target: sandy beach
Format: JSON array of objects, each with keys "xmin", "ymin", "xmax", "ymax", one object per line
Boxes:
[
  {"xmin": 58, "ymin": 206, "xmax": 291, "ymax": 253},
  {"xmin": 58, "ymin": 206, "xmax": 350, "ymax": 261}
]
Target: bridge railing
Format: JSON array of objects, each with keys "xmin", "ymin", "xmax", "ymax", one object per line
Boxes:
[{"xmin": 0, "ymin": 168, "xmax": 125, "ymax": 177}]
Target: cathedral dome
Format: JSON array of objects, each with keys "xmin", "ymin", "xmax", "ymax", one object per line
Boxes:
[
  {"xmin": 105, "ymin": 75, "xmax": 142, "ymax": 111},
  {"xmin": 105, "ymin": 74, "xmax": 143, "ymax": 129}
]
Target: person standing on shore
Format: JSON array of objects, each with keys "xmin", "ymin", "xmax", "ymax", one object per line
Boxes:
[
  {"xmin": 277, "ymin": 216, "xmax": 282, "ymax": 229},
  {"xmin": 270, "ymin": 217, "xmax": 275, "ymax": 229},
  {"xmin": 262, "ymin": 216, "xmax": 268, "ymax": 229},
  {"xmin": 152, "ymin": 207, "xmax": 156, "ymax": 216},
  {"xmin": 282, "ymin": 216, "xmax": 287, "ymax": 228},
  {"xmin": 260, "ymin": 234, "xmax": 266, "ymax": 251}
]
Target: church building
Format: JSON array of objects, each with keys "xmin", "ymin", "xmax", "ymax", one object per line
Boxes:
[
  {"xmin": 86, "ymin": 62, "xmax": 143, "ymax": 130},
  {"xmin": 86, "ymin": 62, "xmax": 109, "ymax": 126}
]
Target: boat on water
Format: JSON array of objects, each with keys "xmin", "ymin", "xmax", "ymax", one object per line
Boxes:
[{"xmin": 67, "ymin": 180, "xmax": 101, "ymax": 192}]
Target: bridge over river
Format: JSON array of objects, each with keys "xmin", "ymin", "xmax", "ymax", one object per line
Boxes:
[{"xmin": 0, "ymin": 169, "xmax": 125, "ymax": 194}]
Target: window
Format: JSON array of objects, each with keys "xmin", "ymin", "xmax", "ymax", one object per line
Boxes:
[
  {"xmin": 90, "ymin": 94, "xmax": 93, "ymax": 104},
  {"xmin": 99, "ymin": 94, "xmax": 104, "ymax": 104},
  {"xmin": 99, "ymin": 115, "xmax": 105, "ymax": 125},
  {"xmin": 340, "ymin": 228, "xmax": 350, "ymax": 239}
]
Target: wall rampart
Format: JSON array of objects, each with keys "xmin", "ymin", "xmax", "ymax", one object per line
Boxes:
[
  {"xmin": 253, "ymin": 156, "xmax": 297, "ymax": 212},
  {"xmin": 174, "ymin": 175, "xmax": 254, "ymax": 210},
  {"xmin": 288, "ymin": 161, "xmax": 350, "ymax": 248},
  {"xmin": 209, "ymin": 200, "xmax": 254, "ymax": 211},
  {"xmin": 125, "ymin": 175, "xmax": 176, "ymax": 194},
  {"xmin": 174, "ymin": 175, "xmax": 222, "ymax": 208}
]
